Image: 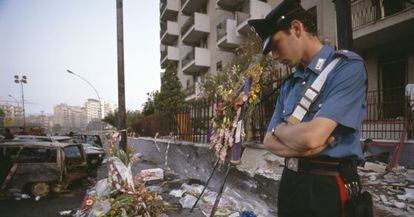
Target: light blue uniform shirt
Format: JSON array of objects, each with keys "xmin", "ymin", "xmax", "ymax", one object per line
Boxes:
[{"xmin": 267, "ymin": 45, "xmax": 367, "ymax": 160}]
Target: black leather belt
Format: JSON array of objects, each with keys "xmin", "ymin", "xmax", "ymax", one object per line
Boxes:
[{"xmin": 285, "ymin": 157, "xmax": 343, "ymax": 176}]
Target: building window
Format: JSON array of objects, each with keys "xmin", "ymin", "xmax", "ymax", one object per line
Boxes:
[
  {"xmin": 200, "ymin": 36, "xmax": 208, "ymax": 48},
  {"xmin": 186, "ymin": 79, "xmax": 191, "ymax": 88},
  {"xmin": 216, "ymin": 61, "xmax": 223, "ymax": 72},
  {"xmin": 378, "ymin": 52, "xmax": 408, "ymax": 119}
]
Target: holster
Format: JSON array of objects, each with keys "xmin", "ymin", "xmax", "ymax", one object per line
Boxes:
[{"xmin": 339, "ymin": 159, "xmax": 374, "ymax": 217}]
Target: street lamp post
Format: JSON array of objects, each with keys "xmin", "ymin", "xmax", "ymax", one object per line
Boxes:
[
  {"xmin": 8, "ymin": 94, "xmax": 19, "ymax": 107},
  {"xmin": 66, "ymin": 69, "xmax": 103, "ymax": 135},
  {"xmin": 14, "ymin": 75, "xmax": 27, "ymax": 129}
]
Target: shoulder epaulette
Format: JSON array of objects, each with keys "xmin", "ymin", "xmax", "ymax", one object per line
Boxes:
[{"xmin": 334, "ymin": 50, "xmax": 363, "ymax": 61}]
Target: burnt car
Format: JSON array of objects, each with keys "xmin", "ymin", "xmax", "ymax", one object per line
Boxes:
[
  {"xmin": 0, "ymin": 141, "xmax": 88, "ymax": 197},
  {"xmin": 72, "ymin": 134, "xmax": 103, "ymax": 148},
  {"xmin": 81, "ymin": 143, "xmax": 106, "ymax": 169},
  {"xmin": 51, "ymin": 136, "xmax": 106, "ymax": 171},
  {"xmin": 14, "ymin": 135, "xmax": 53, "ymax": 142}
]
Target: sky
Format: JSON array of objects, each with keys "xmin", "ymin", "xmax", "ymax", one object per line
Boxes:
[{"xmin": 0, "ymin": 0, "xmax": 161, "ymax": 116}]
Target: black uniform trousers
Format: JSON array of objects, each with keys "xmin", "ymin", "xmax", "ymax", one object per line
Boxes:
[{"xmin": 277, "ymin": 166, "xmax": 349, "ymax": 217}]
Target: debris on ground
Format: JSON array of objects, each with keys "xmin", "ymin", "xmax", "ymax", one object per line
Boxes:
[
  {"xmin": 236, "ymin": 149, "xmax": 284, "ymax": 181},
  {"xmin": 140, "ymin": 168, "xmax": 164, "ymax": 182},
  {"xmin": 168, "ymin": 183, "xmax": 267, "ymax": 217},
  {"xmin": 59, "ymin": 210, "xmax": 75, "ymax": 216},
  {"xmin": 13, "ymin": 193, "xmax": 30, "ymax": 200},
  {"xmin": 179, "ymin": 194, "xmax": 198, "ymax": 208},
  {"xmin": 358, "ymin": 161, "xmax": 414, "ymax": 215},
  {"xmin": 72, "ymin": 132, "xmax": 171, "ymax": 217},
  {"xmin": 363, "ymin": 161, "xmax": 387, "ymax": 174}
]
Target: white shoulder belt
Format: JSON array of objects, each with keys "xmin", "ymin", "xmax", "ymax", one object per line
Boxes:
[{"xmin": 287, "ymin": 57, "xmax": 341, "ymax": 125}]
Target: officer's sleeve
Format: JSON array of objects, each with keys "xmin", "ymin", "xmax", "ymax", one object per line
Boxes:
[
  {"xmin": 266, "ymin": 88, "xmax": 285, "ymax": 132},
  {"xmin": 314, "ymin": 61, "xmax": 366, "ymax": 131}
]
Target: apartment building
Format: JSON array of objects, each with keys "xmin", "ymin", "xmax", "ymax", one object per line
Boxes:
[
  {"xmin": 53, "ymin": 103, "xmax": 88, "ymax": 131},
  {"xmin": 85, "ymin": 98, "xmax": 102, "ymax": 122},
  {"xmin": 0, "ymin": 104, "xmax": 23, "ymax": 127},
  {"xmin": 161, "ymin": 0, "xmax": 270, "ymax": 100},
  {"xmin": 159, "ymin": 0, "xmax": 340, "ymax": 99}
]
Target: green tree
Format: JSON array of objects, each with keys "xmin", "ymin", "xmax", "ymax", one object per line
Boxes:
[
  {"xmin": 142, "ymin": 91, "xmax": 159, "ymax": 116},
  {"xmin": 154, "ymin": 61, "xmax": 186, "ymax": 115},
  {"xmin": 103, "ymin": 110, "xmax": 141, "ymax": 129},
  {"xmin": 103, "ymin": 111, "xmax": 118, "ymax": 127}
]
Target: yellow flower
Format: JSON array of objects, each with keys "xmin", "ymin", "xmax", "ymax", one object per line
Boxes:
[
  {"xmin": 86, "ymin": 199, "xmax": 94, "ymax": 206},
  {"xmin": 255, "ymin": 85, "xmax": 261, "ymax": 93}
]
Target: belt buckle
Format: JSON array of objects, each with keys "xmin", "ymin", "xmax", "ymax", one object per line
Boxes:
[{"xmin": 286, "ymin": 158, "xmax": 299, "ymax": 172}]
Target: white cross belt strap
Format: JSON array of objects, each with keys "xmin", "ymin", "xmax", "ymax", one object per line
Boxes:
[{"xmin": 287, "ymin": 57, "xmax": 341, "ymax": 125}]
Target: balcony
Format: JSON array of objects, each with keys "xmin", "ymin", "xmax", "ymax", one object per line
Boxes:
[
  {"xmin": 183, "ymin": 84, "xmax": 196, "ymax": 96},
  {"xmin": 160, "ymin": 21, "xmax": 179, "ymax": 45},
  {"xmin": 181, "ymin": 0, "xmax": 208, "ymax": 15},
  {"xmin": 351, "ymin": 0, "xmax": 414, "ymax": 50},
  {"xmin": 184, "ymin": 82, "xmax": 203, "ymax": 101},
  {"xmin": 216, "ymin": 0, "xmax": 245, "ymax": 11},
  {"xmin": 181, "ymin": 13, "xmax": 210, "ymax": 45},
  {"xmin": 182, "ymin": 47, "xmax": 210, "ymax": 75},
  {"xmin": 160, "ymin": 45, "xmax": 180, "ymax": 68},
  {"xmin": 217, "ymin": 19, "xmax": 243, "ymax": 50},
  {"xmin": 160, "ymin": 0, "xmax": 180, "ymax": 21},
  {"xmin": 236, "ymin": 0, "xmax": 271, "ymax": 34}
]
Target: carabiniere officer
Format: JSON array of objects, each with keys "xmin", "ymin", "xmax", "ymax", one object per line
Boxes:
[{"xmin": 248, "ymin": 0, "xmax": 369, "ymax": 216}]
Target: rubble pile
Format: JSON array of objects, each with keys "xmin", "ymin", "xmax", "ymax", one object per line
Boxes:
[
  {"xmin": 169, "ymin": 183, "xmax": 264, "ymax": 217},
  {"xmin": 358, "ymin": 162, "xmax": 414, "ymax": 215},
  {"xmin": 70, "ymin": 132, "xmax": 171, "ymax": 217}
]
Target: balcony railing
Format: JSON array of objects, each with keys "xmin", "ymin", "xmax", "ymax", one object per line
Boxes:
[
  {"xmin": 216, "ymin": 20, "xmax": 227, "ymax": 41},
  {"xmin": 160, "ymin": 21, "xmax": 179, "ymax": 45},
  {"xmin": 160, "ymin": 50, "xmax": 167, "ymax": 61},
  {"xmin": 364, "ymin": 87, "xmax": 414, "ymax": 140},
  {"xmin": 181, "ymin": 0, "xmax": 207, "ymax": 15},
  {"xmin": 182, "ymin": 48, "xmax": 195, "ymax": 69},
  {"xmin": 351, "ymin": 0, "xmax": 414, "ymax": 29},
  {"xmin": 160, "ymin": 1, "xmax": 167, "ymax": 13},
  {"xmin": 216, "ymin": 0, "xmax": 245, "ymax": 11},
  {"xmin": 236, "ymin": 11, "xmax": 250, "ymax": 26},
  {"xmin": 181, "ymin": 16, "xmax": 195, "ymax": 36}
]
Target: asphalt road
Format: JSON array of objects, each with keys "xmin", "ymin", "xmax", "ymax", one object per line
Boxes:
[{"xmin": 0, "ymin": 183, "xmax": 88, "ymax": 217}]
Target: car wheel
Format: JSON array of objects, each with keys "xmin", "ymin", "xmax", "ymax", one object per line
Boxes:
[{"xmin": 31, "ymin": 182, "xmax": 50, "ymax": 197}]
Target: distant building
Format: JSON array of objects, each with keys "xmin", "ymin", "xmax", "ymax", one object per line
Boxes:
[
  {"xmin": 26, "ymin": 114, "xmax": 53, "ymax": 130},
  {"xmin": 53, "ymin": 103, "xmax": 87, "ymax": 132},
  {"xmin": 85, "ymin": 98, "xmax": 102, "ymax": 122},
  {"xmin": 103, "ymin": 102, "xmax": 117, "ymax": 117},
  {"xmin": 0, "ymin": 103, "xmax": 23, "ymax": 127}
]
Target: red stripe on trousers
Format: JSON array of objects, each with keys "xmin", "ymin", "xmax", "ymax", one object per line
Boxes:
[{"xmin": 336, "ymin": 175, "xmax": 348, "ymax": 212}]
